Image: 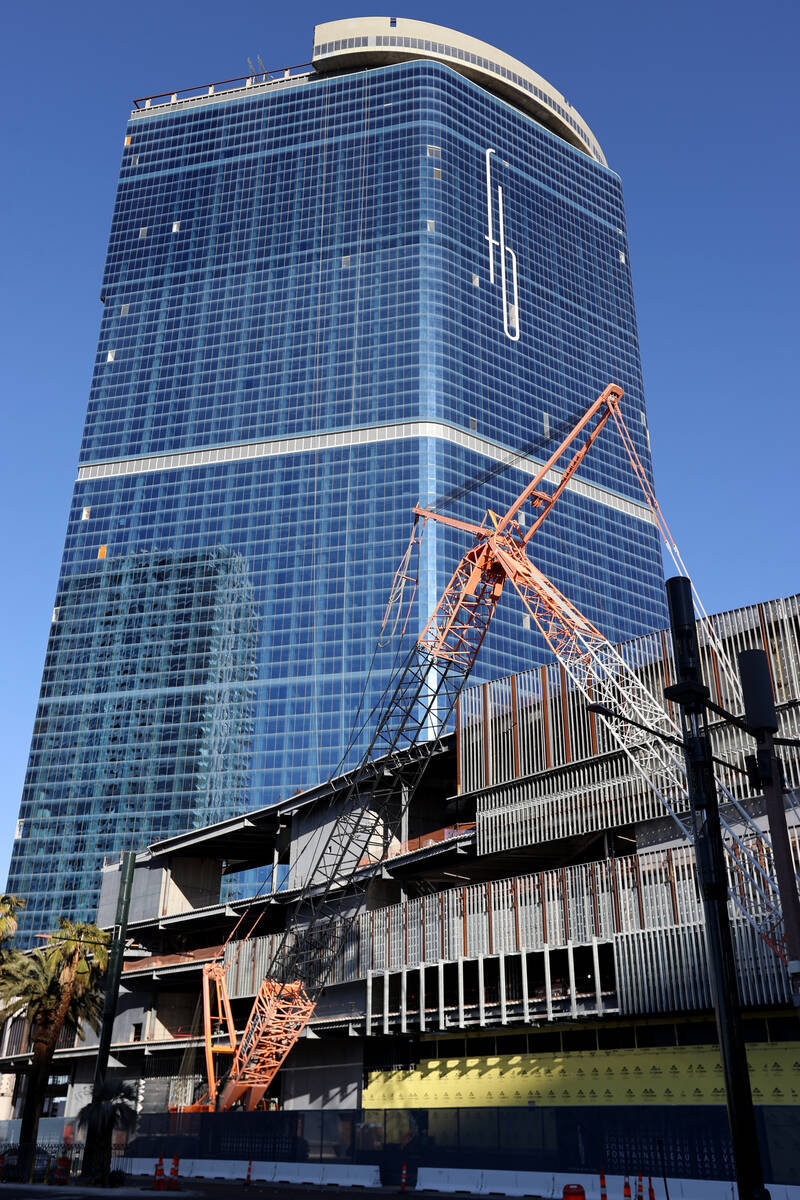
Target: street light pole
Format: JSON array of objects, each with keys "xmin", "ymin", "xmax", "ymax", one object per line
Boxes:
[
  {"xmin": 91, "ymin": 851, "xmax": 136, "ymax": 1095},
  {"xmin": 81, "ymin": 851, "xmax": 135, "ymax": 1179},
  {"xmin": 665, "ymin": 577, "xmax": 768, "ymax": 1200},
  {"xmin": 737, "ymin": 649, "xmax": 800, "ymax": 1007}
]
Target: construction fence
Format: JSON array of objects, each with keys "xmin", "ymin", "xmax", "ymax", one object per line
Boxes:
[{"xmin": 123, "ymin": 1104, "xmax": 799, "ymax": 1185}]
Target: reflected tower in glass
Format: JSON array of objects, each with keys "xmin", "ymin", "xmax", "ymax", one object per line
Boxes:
[{"xmin": 7, "ymin": 18, "xmax": 667, "ymax": 942}]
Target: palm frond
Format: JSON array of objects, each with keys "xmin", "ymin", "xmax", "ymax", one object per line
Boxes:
[{"xmin": 78, "ymin": 1078, "xmax": 138, "ymax": 1139}]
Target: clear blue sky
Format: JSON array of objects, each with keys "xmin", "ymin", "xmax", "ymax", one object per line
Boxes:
[{"xmin": 1, "ymin": 0, "xmax": 798, "ymax": 885}]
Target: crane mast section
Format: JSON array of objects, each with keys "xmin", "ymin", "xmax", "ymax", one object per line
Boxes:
[
  {"xmin": 197, "ymin": 383, "xmax": 643, "ymax": 1108},
  {"xmin": 502, "ymin": 557, "xmax": 792, "ymax": 959},
  {"xmin": 262, "ymin": 389, "xmax": 630, "ymax": 997}
]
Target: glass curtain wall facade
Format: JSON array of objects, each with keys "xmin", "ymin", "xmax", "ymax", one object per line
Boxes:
[{"xmin": 7, "ymin": 23, "xmax": 667, "ymax": 941}]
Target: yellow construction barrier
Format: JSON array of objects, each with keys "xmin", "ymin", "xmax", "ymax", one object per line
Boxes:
[{"xmin": 363, "ymin": 1042, "xmax": 799, "ymax": 1108}]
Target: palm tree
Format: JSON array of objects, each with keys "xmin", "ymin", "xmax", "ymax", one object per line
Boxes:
[
  {"xmin": 78, "ymin": 1077, "xmax": 138, "ymax": 1185},
  {"xmin": 0, "ymin": 894, "xmax": 25, "ymax": 946},
  {"xmin": 0, "ymin": 920, "xmax": 109, "ymax": 1178}
]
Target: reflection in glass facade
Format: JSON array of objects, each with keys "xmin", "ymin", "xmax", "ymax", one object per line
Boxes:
[{"xmin": 8, "ymin": 35, "xmax": 667, "ymax": 941}]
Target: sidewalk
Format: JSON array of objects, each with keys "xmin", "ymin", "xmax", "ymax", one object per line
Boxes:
[{"xmin": 0, "ymin": 1181, "xmax": 408, "ymax": 1199}]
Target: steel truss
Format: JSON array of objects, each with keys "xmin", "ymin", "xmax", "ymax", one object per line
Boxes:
[
  {"xmin": 194, "ymin": 379, "xmax": 793, "ymax": 1110},
  {"xmin": 195, "ymin": 384, "xmax": 626, "ymax": 1109}
]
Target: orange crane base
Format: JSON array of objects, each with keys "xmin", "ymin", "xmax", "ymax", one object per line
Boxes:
[{"xmin": 219, "ymin": 979, "xmax": 315, "ymax": 1112}]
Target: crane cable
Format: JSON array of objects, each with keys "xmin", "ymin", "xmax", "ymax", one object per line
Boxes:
[
  {"xmin": 609, "ymin": 405, "xmax": 743, "ymax": 702},
  {"xmin": 217, "ymin": 399, "xmax": 741, "ymax": 965},
  {"xmin": 422, "ymin": 393, "xmax": 742, "ymax": 701},
  {"xmin": 327, "ymin": 516, "xmax": 424, "ymax": 775},
  {"xmin": 211, "ymin": 520, "xmax": 425, "ymax": 972}
]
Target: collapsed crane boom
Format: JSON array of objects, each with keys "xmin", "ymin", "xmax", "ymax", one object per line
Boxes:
[
  {"xmin": 197, "ymin": 377, "xmax": 796, "ymax": 1111},
  {"xmin": 197, "ymin": 384, "xmax": 625, "ymax": 1110}
]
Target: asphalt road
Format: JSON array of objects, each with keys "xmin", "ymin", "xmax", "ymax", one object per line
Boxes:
[{"xmin": 0, "ymin": 1182, "xmax": 412, "ymax": 1199}]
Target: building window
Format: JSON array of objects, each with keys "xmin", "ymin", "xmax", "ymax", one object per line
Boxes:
[
  {"xmin": 106, "ymin": 349, "xmax": 116, "ymax": 363},
  {"xmin": 120, "ymin": 303, "xmax": 129, "ymax": 316},
  {"xmin": 426, "ymin": 220, "xmax": 435, "ymax": 232},
  {"xmin": 426, "ymin": 145, "xmax": 441, "ymax": 158},
  {"xmin": 172, "ymin": 221, "xmax": 180, "ymax": 233},
  {"xmin": 389, "ymin": 16, "xmax": 397, "ymax": 27},
  {"xmin": 522, "ymin": 614, "xmax": 531, "ymax": 630},
  {"xmin": 472, "ymin": 273, "xmax": 480, "ymax": 287},
  {"xmin": 131, "ymin": 1023, "xmax": 143, "ymax": 1043},
  {"xmin": 619, "ymin": 251, "xmax": 626, "ymax": 264},
  {"xmin": 543, "ymin": 412, "xmax": 550, "ymax": 436},
  {"xmin": 124, "ymin": 136, "xmax": 131, "ymax": 147},
  {"xmin": 139, "ymin": 227, "xmax": 148, "ymax": 238},
  {"xmin": 51, "ymin": 606, "xmax": 60, "ymax": 624},
  {"xmin": 433, "ymin": 167, "xmax": 442, "ymax": 180},
  {"xmin": 97, "ymin": 545, "xmax": 107, "ymax": 560},
  {"xmin": 468, "ymin": 417, "xmax": 477, "ymax": 431},
  {"xmin": 81, "ymin": 506, "xmax": 91, "ymax": 521},
  {"xmin": 341, "ymin": 255, "xmax": 351, "ymax": 268},
  {"xmin": 131, "ymin": 155, "xmax": 139, "ymax": 166}
]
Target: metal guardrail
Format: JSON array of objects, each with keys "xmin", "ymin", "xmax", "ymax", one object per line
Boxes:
[
  {"xmin": 0, "ymin": 1140, "xmax": 130, "ymax": 1184},
  {"xmin": 133, "ymin": 64, "xmax": 313, "ymax": 110}
]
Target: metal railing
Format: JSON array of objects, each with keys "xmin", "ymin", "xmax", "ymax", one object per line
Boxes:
[{"xmin": 133, "ymin": 64, "xmax": 313, "ymax": 111}]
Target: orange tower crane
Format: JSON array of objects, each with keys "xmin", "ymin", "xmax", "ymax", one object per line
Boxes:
[
  {"xmin": 189, "ymin": 383, "xmax": 626, "ymax": 1111},
  {"xmin": 191, "ymin": 381, "xmax": 797, "ymax": 1111}
]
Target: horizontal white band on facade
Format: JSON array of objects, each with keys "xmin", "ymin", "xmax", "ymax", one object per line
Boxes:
[{"xmin": 76, "ymin": 420, "xmax": 656, "ymax": 524}]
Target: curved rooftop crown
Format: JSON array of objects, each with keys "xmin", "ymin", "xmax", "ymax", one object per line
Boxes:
[{"xmin": 312, "ymin": 17, "xmax": 606, "ymax": 165}]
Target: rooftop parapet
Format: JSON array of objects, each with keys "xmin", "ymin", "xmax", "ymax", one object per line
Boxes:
[{"xmin": 312, "ymin": 16, "xmax": 606, "ymax": 165}]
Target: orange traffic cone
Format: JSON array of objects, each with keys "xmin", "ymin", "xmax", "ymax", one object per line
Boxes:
[
  {"xmin": 636, "ymin": 1175, "xmax": 643, "ymax": 1200},
  {"xmin": 53, "ymin": 1155, "xmax": 70, "ymax": 1185},
  {"xmin": 167, "ymin": 1155, "xmax": 180, "ymax": 1191},
  {"xmin": 400, "ymin": 1161, "xmax": 408, "ymax": 1193},
  {"xmin": 600, "ymin": 1174, "xmax": 608, "ymax": 1200},
  {"xmin": 648, "ymin": 1179, "xmax": 656, "ymax": 1200},
  {"xmin": 153, "ymin": 1155, "xmax": 166, "ymax": 1191},
  {"xmin": 623, "ymin": 1178, "xmax": 632, "ymax": 1200},
  {"xmin": 244, "ymin": 1158, "xmax": 253, "ymax": 1187}
]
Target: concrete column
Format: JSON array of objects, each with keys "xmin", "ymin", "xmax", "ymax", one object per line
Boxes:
[
  {"xmin": 400, "ymin": 968, "xmax": 407, "ymax": 1033},
  {"xmin": 383, "ymin": 971, "xmax": 390, "ymax": 1034},
  {"xmin": 271, "ymin": 838, "xmax": 280, "ymax": 894},
  {"xmin": 592, "ymin": 936, "xmax": 603, "ymax": 1015},
  {"xmin": 543, "ymin": 945, "xmax": 553, "ymax": 1021},
  {"xmin": 567, "ymin": 940, "xmax": 577, "ymax": 1018},
  {"xmin": 438, "ymin": 961, "xmax": 445, "ymax": 1030}
]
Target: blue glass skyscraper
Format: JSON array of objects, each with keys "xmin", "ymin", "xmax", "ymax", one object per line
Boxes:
[{"xmin": 7, "ymin": 18, "xmax": 667, "ymax": 942}]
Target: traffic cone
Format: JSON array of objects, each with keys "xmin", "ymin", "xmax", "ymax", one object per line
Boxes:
[
  {"xmin": 623, "ymin": 1177, "xmax": 631, "ymax": 1200},
  {"xmin": 153, "ymin": 1155, "xmax": 166, "ymax": 1191},
  {"xmin": 53, "ymin": 1155, "xmax": 70, "ymax": 1185},
  {"xmin": 599, "ymin": 1173, "xmax": 608, "ymax": 1200},
  {"xmin": 167, "ymin": 1155, "xmax": 180, "ymax": 1191},
  {"xmin": 244, "ymin": 1158, "xmax": 253, "ymax": 1187},
  {"xmin": 648, "ymin": 1179, "xmax": 656, "ymax": 1200},
  {"xmin": 636, "ymin": 1175, "xmax": 643, "ymax": 1200},
  {"xmin": 400, "ymin": 1161, "xmax": 407, "ymax": 1193}
]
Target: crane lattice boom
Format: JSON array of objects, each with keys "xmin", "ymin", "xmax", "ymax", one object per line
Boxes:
[
  {"xmin": 192, "ymin": 379, "xmax": 795, "ymax": 1112},
  {"xmin": 191, "ymin": 383, "xmax": 626, "ymax": 1110}
]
